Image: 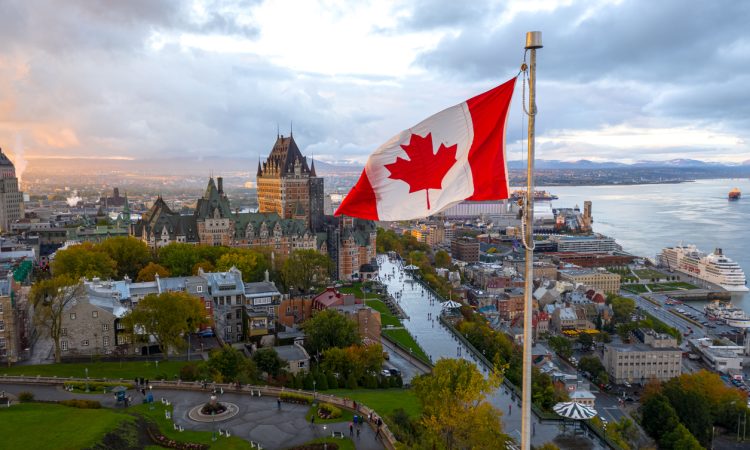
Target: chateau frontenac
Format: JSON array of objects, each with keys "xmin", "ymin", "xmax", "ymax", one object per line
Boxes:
[{"xmin": 131, "ymin": 134, "xmax": 375, "ymax": 280}]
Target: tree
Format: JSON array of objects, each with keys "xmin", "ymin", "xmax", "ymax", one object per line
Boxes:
[
  {"xmin": 30, "ymin": 277, "xmax": 84, "ymax": 363},
  {"xmin": 661, "ymin": 423, "xmax": 703, "ymax": 450},
  {"xmin": 137, "ymin": 262, "xmax": 170, "ymax": 282},
  {"xmin": 610, "ymin": 296, "xmax": 636, "ymax": 323},
  {"xmin": 158, "ymin": 243, "xmax": 203, "ymax": 276},
  {"xmin": 434, "ymin": 250, "xmax": 451, "ymax": 268},
  {"xmin": 207, "ymin": 345, "xmax": 257, "ymax": 383},
  {"xmin": 215, "ymin": 249, "xmax": 269, "ymax": 282},
  {"xmin": 282, "ymin": 249, "xmax": 332, "ymax": 293},
  {"xmin": 122, "ymin": 291, "xmax": 206, "ymax": 359},
  {"xmin": 252, "ymin": 348, "xmax": 284, "ymax": 379},
  {"xmin": 641, "ymin": 392, "xmax": 681, "ymax": 441},
  {"xmin": 577, "ymin": 332, "xmax": 594, "ymax": 349},
  {"xmin": 51, "ymin": 242, "xmax": 116, "ymax": 279},
  {"xmin": 302, "ymin": 309, "xmax": 360, "ymax": 354},
  {"xmin": 98, "ymin": 236, "xmax": 152, "ymax": 279},
  {"xmin": 413, "ymin": 359, "xmax": 507, "ymax": 450},
  {"xmin": 547, "ymin": 336, "xmax": 573, "ymax": 359}
]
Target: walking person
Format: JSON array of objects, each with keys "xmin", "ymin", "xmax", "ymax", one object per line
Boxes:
[
  {"xmin": 349, "ymin": 422, "xmax": 354, "ymax": 437},
  {"xmin": 277, "ymin": 398, "xmax": 281, "ymax": 410}
]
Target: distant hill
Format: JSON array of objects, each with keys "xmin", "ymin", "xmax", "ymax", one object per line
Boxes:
[{"xmin": 508, "ymin": 158, "xmax": 742, "ymax": 170}]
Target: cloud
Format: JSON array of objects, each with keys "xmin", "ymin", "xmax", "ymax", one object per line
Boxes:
[{"xmin": 0, "ymin": 0, "xmax": 748, "ymax": 168}]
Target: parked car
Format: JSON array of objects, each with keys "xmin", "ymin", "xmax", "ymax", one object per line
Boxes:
[
  {"xmin": 198, "ymin": 328, "xmax": 215, "ymax": 337},
  {"xmin": 388, "ymin": 369, "xmax": 401, "ymax": 377},
  {"xmin": 381, "ymin": 369, "xmax": 392, "ymax": 377}
]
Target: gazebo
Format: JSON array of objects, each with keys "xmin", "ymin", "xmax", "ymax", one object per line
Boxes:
[
  {"xmin": 441, "ymin": 300, "xmax": 462, "ymax": 309},
  {"xmin": 553, "ymin": 401, "xmax": 597, "ymax": 435}
]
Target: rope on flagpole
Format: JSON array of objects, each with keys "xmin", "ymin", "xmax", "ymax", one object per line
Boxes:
[{"xmin": 519, "ymin": 56, "xmax": 535, "ymax": 252}]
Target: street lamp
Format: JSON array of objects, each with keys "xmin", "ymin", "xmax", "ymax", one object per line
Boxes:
[
  {"xmin": 85, "ymin": 368, "xmax": 89, "ymax": 392},
  {"xmin": 323, "ymin": 425, "xmax": 327, "ymax": 450}
]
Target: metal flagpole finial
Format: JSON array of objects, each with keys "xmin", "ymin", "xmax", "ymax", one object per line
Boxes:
[{"xmin": 525, "ymin": 31, "xmax": 543, "ymax": 49}]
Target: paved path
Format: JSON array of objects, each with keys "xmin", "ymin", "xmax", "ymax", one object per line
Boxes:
[
  {"xmin": 378, "ymin": 256, "xmax": 606, "ymax": 450},
  {"xmin": 0, "ymin": 383, "xmax": 385, "ymax": 450}
]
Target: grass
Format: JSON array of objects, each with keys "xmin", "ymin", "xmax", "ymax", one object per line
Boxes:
[
  {"xmin": 622, "ymin": 284, "xmax": 648, "ymax": 294},
  {"xmin": 328, "ymin": 388, "xmax": 421, "ymax": 419},
  {"xmin": 1, "ymin": 360, "xmax": 188, "ymax": 381},
  {"xmin": 303, "ymin": 436, "xmax": 356, "ymax": 450},
  {"xmin": 133, "ymin": 403, "xmax": 251, "ymax": 450},
  {"xmin": 647, "ymin": 281, "xmax": 698, "ymax": 292},
  {"xmin": 365, "ymin": 299, "xmax": 401, "ymax": 327},
  {"xmin": 305, "ymin": 403, "xmax": 355, "ymax": 424},
  {"xmin": 0, "ymin": 402, "xmax": 134, "ymax": 450},
  {"xmin": 381, "ymin": 328, "xmax": 430, "ymax": 363},
  {"xmin": 634, "ymin": 269, "xmax": 667, "ymax": 280},
  {"xmin": 339, "ymin": 282, "xmax": 383, "ymax": 301}
]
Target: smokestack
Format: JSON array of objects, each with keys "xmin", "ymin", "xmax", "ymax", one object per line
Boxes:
[{"xmin": 217, "ymin": 177, "xmax": 223, "ymax": 194}]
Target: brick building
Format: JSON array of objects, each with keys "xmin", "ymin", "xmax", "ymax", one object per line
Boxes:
[{"xmin": 451, "ymin": 237, "xmax": 480, "ymax": 263}]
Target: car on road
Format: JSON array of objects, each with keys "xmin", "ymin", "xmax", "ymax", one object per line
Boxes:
[
  {"xmin": 381, "ymin": 369, "xmax": 392, "ymax": 377},
  {"xmin": 198, "ymin": 328, "xmax": 215, "ymax": 337},
  {"xmin": 388, "ymin": 368, "xmax": 401, "ymax": 377},
  {"xmin": 623, "ymin": 381, "xmax": 632, "ymax": 388}
]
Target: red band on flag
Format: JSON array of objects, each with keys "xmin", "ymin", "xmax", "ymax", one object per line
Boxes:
[
  {"xmin": 465, "ymin": 77, "xmax": 516, "ymax": 201},
  {"xmin": 335, "ymin": 170, "xmax": 379, "ymax": 220}
]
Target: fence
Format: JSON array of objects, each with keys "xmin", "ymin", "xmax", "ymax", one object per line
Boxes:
[{"xmin": 0, "ymin": 375, "xmax": 399, "ymax": 450}]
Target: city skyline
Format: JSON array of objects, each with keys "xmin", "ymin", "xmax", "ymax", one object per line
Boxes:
[{"xmin": 1, "ymin": 0, "xmax": 748, "ymax": 181}]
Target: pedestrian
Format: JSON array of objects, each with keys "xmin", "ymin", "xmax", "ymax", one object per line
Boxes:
[
  {"xmin": 356, "ymin": 427, "xmax": 360, "ymax": 440},
  {"xmin": 311, "ymin": 415, "xmax": 315, "ymax": 426},
  {"xmin": 368, "ymin": 412, "xmax": 372, "ymax": 422},
  {"xmin": 508, "ymin": 404, "xmax": 511, "ymax": 415},
  {"xmin": 277, "ymin": 398, "xmax": 281, "ymax": 410},
  {"xmin": 353, "ymin": 400, "xmax": 357, "ymax": 411},
  {"xmin": 349, "ymin": 422, "xmax": 354, "ymax": 437}
]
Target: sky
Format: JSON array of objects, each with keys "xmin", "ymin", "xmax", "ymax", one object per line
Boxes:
[{"xmin": 0, "ymin": 0, "xmax": 748, "ymax": 176}]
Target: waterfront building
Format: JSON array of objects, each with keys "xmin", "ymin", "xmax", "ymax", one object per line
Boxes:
[
  {"xmin": 548, "ymin": 252, "xmax": 634, "ymax": 268},
  {"xmin": 0, "ymin": 148, "xmax": 24, "ymax": 233},
  {"xmin": 558, "ymin": 268, "xmax": 621, "ymax": 294},
  {"xmin": 689, "ymin": 337, "xmax": 744, "ymax": 374},
  {"xmin": 549, "ymin": 235, "xmax": 620, "ymax": 253},
  {"xmin": 603, "ymin": 337, "xmax": 681, "ymax": 384}
]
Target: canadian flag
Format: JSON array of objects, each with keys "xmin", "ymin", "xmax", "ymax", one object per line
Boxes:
[{"xmin": 335, "ymin": 77, "xmax": 516, "ymax": 221}]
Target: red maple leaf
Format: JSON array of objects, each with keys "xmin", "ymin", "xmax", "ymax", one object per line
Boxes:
[{"xmin": 385, "ymin": 132, "xmax": 457, "ymax": 210}]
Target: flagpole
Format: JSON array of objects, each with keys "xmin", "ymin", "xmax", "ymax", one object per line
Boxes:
[{"xmin": 521, "ymin": 30, "xmax": 542, "ymax": 450}]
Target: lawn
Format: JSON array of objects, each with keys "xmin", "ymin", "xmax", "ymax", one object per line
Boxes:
[
  {"xmin": 303, "ymin": 437, "xmax": 356, "ymax": 450},
  {"xmin": 622, "ymin": 284, "xmax": 648, "ymax": 294},
  {"xmin": 365, "ymin": 299, "xmax": 401, "ymax": 327},
  {"xmin": 381, "ymin": 328, "xmax": 430, "ymax": 363},
  {"xmin": 327, "ymin": 388, "xmax": 421, "ymax": 419},
  {"xmin": 305, "ymin": 402, "xmax": 355, "ymax": 424},
  {"xmin": 339, "ymin": 282, "xmax": 383, "ymax": 301},
  {"xmin": 647, "ymin": 281, "xmax": 698, "ymax": 292},
  {"xmin": 0, "ymin": 402, "xmax": 133, "ymax": 450},
  {"xmin": 133, "ymin": 403, "xmax": 251, "ymax": 450},
  {"xmin": 634, "ymin": 269, "xmax": 668, "ymax": 280},
  {"xmin": 1, "ymin": 360, "xmax": 188, "ymax": 381}
]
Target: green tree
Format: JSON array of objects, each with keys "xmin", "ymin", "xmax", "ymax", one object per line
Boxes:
[
  {"xmin": 281, "ymin": 249, "xmax": 332, "ymax": 293},
  {"xmin": 302, "ymin": 309, "xmax": 360, "ymax": 354},
  {"xmin": 215, "ymin": 249, "xmax": 269, "ymax": 282},
  {"xmin": 434, "ymin": 250, "xmax": 451, "ymax": 268},
  {"xmin": 610, "ymin": 296, "xmax": 636, "ymax": 323},
  {"xmin": 577, "ymin": 332, "xmax": 594, "ymax": 349},
  {"xmin": 136, "ymin": 262, "xmax": 170, "ymax": 282},
  {"xmin": 547, "ymin": 336, "xmax": 573, "ymax": 359},
  {"xmin": 158, "ymin": 243, "xmax": 203, "ymax": 276},
  {"xmin": 123, "ymin": 291, "xmax": 206, "ymax": 359},
  {"xmin": 661, "ymin": 423, "xmax": 703, "ymax": 450},
  {"xmin": 51, "ymin": 242, "xmax": 116, "ymax": 279},
  {"xmin": 207, "ymin": 345, "xmax": 257, "ymax": 383},
  {"xmin": 252, "ymin": 348, "xmax": 284, "ymax": 379},
  {"xmin": 413, "ymin": 359, "xmax": 507, "ymax": 450},
  {"xmin": 30, "ymin": 276, "xmax": 84, "ymax": 363},
  {"xmin": 641, "ymin": 392, "xmax": 681, "ymax": 440},
  {"xmin": 98, "ymin": 236, "xmax": 151, "ymax": 279}
]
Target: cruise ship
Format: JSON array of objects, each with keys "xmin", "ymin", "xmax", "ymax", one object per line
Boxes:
[
  {"xmin": 659, "ymin": 245, "xmax": 748, "ymax": 292},
  {"xmin": 704, "ymin": 301, "xmax": 750, "ymax": 328}
]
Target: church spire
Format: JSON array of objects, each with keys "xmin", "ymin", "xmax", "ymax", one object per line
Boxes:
[
  {"xmin": 257, "ymin": 158, "xmax": 262, "ymax": 177},
  {"xmin": 310, "ymin": 157, "xmax": 317, "ymax": 177}
]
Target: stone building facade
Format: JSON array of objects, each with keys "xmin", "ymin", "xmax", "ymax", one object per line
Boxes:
[{"xmin": 0, "ymin": 148, "xmax": 24, "ymax": 233}]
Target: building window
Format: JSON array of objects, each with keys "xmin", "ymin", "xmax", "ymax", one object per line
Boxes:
[
  {"xmin": 0, "ymin": 337, "xmax": 5, "ymax": 348},
  {"xmin": 82, "ymin": 340, "xmax": 89, "ymax": 347},
  {"xmin": 298, "ymin": 361, "xmax": 305, "ymax": 368},
  {"xmin": 62, "ymin": 328, "xmax": 67, "ymax": 336},
  {"xmin": 197, "ymin": 285, "xmax": 203, "ymax": 293},
  {"xmin": 92, "ymin": 311, "xmax": 98, "ymax": 318},
  {"xmin": 235, "ymin": 310, "xmax": 241, "ymax": 319},
  {"xmin": 0, "ymin": 303, "xmax": 3, "ymax": 314},
  {"xmin": 103, "ymin": 336, "xmax": 109, "ymax": 347},
  {"xmin": 61, "ymin": 341, "xmax": 68, "ymax": 351},
  {"xmin": 0, "ymin": 320, "xmax": 4, "ymax": 331},
  {"xmin": 70, "ymin": 313, "xmax": 76, "ymax": 320},
  {"xmin": 102, "ymin": 324, "xmax": 109, "ymax": 332},
  {"xmin": 227, "ymin": 326, "xmax": 232, "ymax": 333}
]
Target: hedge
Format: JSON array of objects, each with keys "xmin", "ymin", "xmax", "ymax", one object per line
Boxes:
[
  {"xmin": 59, "ymin": 399, "xmax": 102, "ymax": 409},
  {"xmin": 280, "ymin": 392, "xmax": 313, "ymax": 404},
  {"xmin": 318, "ymin": 403, "xmax": 342, "ymax": 419},
  {"xmin": 64, "ymin": 381, "xmax": 134, "ymax": 392}
]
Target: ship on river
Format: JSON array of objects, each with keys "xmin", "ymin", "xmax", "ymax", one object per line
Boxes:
[
  {"xmin": 729, "ymin": 187, "xmax": 741, "ymax": 200},
  {"xmin": 704, "ymin": 301, "xmax": 750, "ymax": 328},
  {"xmin": 659, "ymin": 245, "xmax": 748, "ymax": 292}
]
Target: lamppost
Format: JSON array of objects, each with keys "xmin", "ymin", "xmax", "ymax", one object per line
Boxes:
[
  {"xmin": 85, "ymin": 368, "xmax": 89, "ymax": 392},
  {"xmin": 323, "ymin": 425, "xmax": 327, "ymax": 450},
  {"xmin": 212, "ymin": 411, "xmax": 217, "ymax": 441},
  {"xmin": 313, "ymin": 380, "xmax": 316, "ymax": 398}
]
